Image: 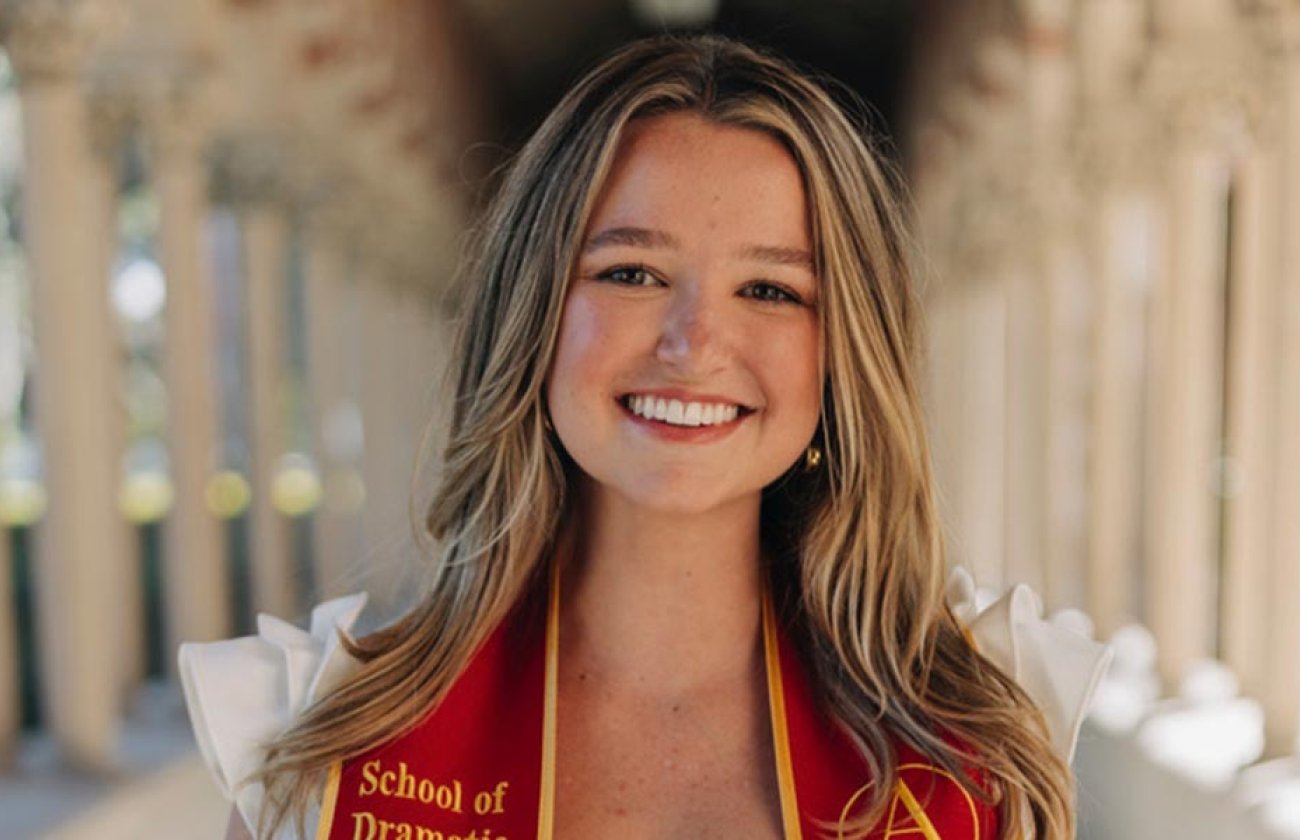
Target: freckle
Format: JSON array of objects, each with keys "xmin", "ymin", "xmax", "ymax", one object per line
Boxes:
[{"xmin": 671, "ymin": 703, "xmax": 681, "ymax": 713}]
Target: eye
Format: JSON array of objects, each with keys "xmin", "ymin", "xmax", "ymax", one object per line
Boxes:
[
  {"xmin": 595, "ymin": 265, "xmax": 662, "ymax": 287},
  {"xmin": 741, "ymin": 281, "xmax": 802, "ymax": 305}
]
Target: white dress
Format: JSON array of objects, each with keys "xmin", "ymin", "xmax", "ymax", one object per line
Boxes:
[{"xmin": 179, "ymin": 570, "xmax": 1112, "ymax": 838}]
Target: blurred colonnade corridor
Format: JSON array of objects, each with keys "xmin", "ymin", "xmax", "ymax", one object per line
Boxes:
[{"xmin": 0, "ymin": 0, "xmax": 1298, "ymax": 837}]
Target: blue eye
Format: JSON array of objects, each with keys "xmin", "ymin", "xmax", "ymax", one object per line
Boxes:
[
  {"xmin": 742, "ymin": 282, "xmax": 801, "ymax": 305},
  {"xmin": 596, "ymin": 265, "xmax": 661, "ymax": 287}
]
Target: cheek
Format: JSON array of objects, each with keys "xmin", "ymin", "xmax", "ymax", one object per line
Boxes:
[
  {"xmin": 549, "ymin": 294, "xmax": 607, "ymax": 396},
  {"xmin": 762, "ymin": 322, "xmax": 822, "ymax": 428},
  {"xmin": 549, "ymin": 291, "xmax": 641, "ymax": 418}
]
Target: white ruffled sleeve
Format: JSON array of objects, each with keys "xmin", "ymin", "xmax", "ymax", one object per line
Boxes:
[
  {"xmin": 946, "ymin": 568, "xmax": 1113, "ymax": 763},
  {"xmin": 178, "ymin": 593, "xmax": 368, "ymax": 833}
]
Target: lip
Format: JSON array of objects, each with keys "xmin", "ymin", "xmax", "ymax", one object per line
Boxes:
[{"xmin": 615, "ymin": 390, "xmax": 754, "ymax": 443}]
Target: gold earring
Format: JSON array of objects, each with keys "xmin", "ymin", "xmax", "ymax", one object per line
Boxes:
[{"xmin": 803, "ymin": 445, "xmax": 823, "ymax": 471}]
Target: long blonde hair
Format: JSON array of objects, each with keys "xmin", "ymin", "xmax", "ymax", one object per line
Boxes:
[{"xmin": 256, "ymin": 34, "xmax": 1072, "ymax": 839}]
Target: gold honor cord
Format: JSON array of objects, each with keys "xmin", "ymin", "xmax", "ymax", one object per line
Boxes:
[
  {"xmin": 763, "ymin": 591, "xmax": 805, "ymax": 840},
  {"xmin": 316, "ymin": 761, "xmax": 343, "ymax": 840}
]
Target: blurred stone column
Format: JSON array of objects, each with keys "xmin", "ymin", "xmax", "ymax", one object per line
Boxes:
[
  {"xmin": 910, "ymin": 118, "xmax": 966, "ymax": 564},
  {"xmin": 242, "ymin": 200, "xmax": 294, "ymax": 618},
  {"xmin": 85, "ymin": 89, "xmax": 140, "ymax": 699},
  {"xmin": 978, "ymin": 35, "xmax": 1050, "ymax": 598},
  {"xmin": 1148, "ymin": 140, "xmax": 1227, "ymax": 686},
  {"xmin": 1078, "ymin": 0, "xmax": 1148, "ymax": 636},
  {"xmin": 923, "ymin": 283, "xmax": 966, "ymax": 557},
  {"xmin": 949, "ymin": 118, "xmax": 1013, "ymax": 590},
  {"xmin": 959, "ymin": 275, "xmax": 1009, "ymax": 590},
  {"xmin": 408, "ymin": 287, "xmax": 453, "ymax": 532},
  {"xmin": 1020, "ymin": 2, "xmax": 1090, "ymax": 611},
  {"xmin": 395, "ymin": 280, "xmax": 428, "ymax": 515},
  {"xmin": 3, "ymin": 0, "xmax": 123, "ymax": 770},
  {"xmin": 1266, "ymin": 3, "xmax": 1300, "ymax": 752},
  {"xmin": 218, "ymin": 141, "xmax": 297, "ymax": 618},
  {"xmin": 1083, "ymin": 187, "xmax": 1151, "ymax": 636},
  {"xmin": 357, "ymin": 266, "xmax": 409, "ymax": 608},
  {"xmin": 304, "ymin": 227, "xmax": 362, "ymax": 599},
  {"xmin": 1143, "ymin": 27, "xmax": 1234, "ymax": 685},
  {"xmin": 955, "ymin": 64, "xmax": 1023, "ymax": 592},
  {"xmin": 146, "ymin": 70, "xmax": 230, "ymax": 649},
  {"xmin": 1220, "ymin": 143, "xmax": 1278, "ymax": 702}
]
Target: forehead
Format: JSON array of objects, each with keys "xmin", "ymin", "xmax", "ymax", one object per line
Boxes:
[{"xmin": 586, "ymin": 112, "xmax": 810, "ymax": 243}]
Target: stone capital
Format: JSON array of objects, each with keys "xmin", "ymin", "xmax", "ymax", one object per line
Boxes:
[
  {"xmin": 971, "ymin": 37, "xmax": 1026, "ymax": 100},
  {"xmin": 1076, "ymin": 0, "xmax": 1146, "ymax": 104},
  {"xmin": 0, "ymin": 0, "xmax": 93, "ymax": 84},
  {"xmin": 1242, "ymin": 0, "xmax": 1300, "ymax": 54},
  {"xmin": 1016, "ymin": 0, "xmax": 1072, "ymax": 27},
  {"xmin": 0, "ymin": 0, "xmax": 127, "ymax": 85},
  {"xmin": 137, "ymin": 59, "xmax": 212, "ymax": 163},
  {"xmin": 1071, "ymin": 112, "xmax": 1161, "ymax": 198},
  {"xmin": 208, "ymin": 135, "xmax": 292, "ymax": 207},
  {"xmin": 84, "ymin": 85, "xmax": 132, "ymax": 160},
  {"xmin": 1015, "ymin": 0, "xmax": 1073, "ymax": 52},
  {"xmin": 1141, "ymin": 37, "xmax": 1271, "ymax": 148},
  {"xmin": 1151, "ymin": 0, "xmax": 1235, "ymax": 37}
]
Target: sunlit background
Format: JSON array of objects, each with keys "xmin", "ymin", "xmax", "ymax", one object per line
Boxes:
[{"xmin": 0, "ymin": 0, "xmax": 1299, "ymax": 837}]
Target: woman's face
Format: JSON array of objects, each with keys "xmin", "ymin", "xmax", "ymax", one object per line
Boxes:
[{"xmin": 546, "ymin": 111, "xmax": 821, "ymax": 515}]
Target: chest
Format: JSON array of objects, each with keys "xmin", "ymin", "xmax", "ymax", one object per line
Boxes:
[
  {"xmin": 316, "ymin": 595, "xmax": 996, "ymax": 840},
  {"xmin": 552, "ymin": 682, "xmax": 784, "ymax": 839}
]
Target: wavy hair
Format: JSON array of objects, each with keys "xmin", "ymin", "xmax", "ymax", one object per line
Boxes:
[{"xmin": 254, "ymin": 34, "xmax": 1072, "ymax": 839}]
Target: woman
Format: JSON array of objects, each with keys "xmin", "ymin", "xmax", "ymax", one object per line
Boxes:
[{"xmin": 182, "ymin": 34, "xmax": 1109, "ymax": 839}]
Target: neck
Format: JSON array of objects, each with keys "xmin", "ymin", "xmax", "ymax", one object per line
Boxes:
[{"xmin": 559, "ymin": 484, "xmax": 766, "ymax": 699}]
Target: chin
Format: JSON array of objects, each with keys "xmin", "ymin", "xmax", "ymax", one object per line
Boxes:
[{"xmin": 608, "ymin": 473, "xmax": 758, "ymax": 517}]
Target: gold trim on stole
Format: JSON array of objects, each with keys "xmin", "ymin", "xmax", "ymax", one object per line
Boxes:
[
  {"xmin": 893, "ymin": 778, "xmax": 942, "ymax": 840},
  {"xmin": 762, "ymin": 591, "xmax": 804, "ymax": 840},
  {"xmin": 537, "ymin": 559, "xmax": 561, "ymax": 840},
  {"xmin": 315, "ymin": 761, "xmax": 343, "ymax": 840},
  {"xmin": 899, "ymin": 762, "xmax": 981, "ymax": 840}
]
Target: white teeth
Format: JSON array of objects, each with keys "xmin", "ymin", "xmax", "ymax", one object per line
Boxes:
[{"xmin": 624, "ymin": 395, "xmax": 743, "ymax": 427}]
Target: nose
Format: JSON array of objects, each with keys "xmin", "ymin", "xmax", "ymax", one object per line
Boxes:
[{"xmin": 655, "ymin": 285, "xmax": 728, "ymax": 375}]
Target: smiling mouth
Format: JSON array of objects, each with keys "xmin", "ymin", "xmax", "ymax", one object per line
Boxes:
[{"xmin": 618, "ymin": 394, "xmax": 754, "ymax": 428}]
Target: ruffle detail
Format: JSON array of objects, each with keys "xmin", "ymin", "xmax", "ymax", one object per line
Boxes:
[
  {"xmin": 178, "ymin": 593, "xmax": 367, "ymax": 833},
  {"xmin": 946, "ymin": 567, "xmax": 1114, "ymax": 763}
]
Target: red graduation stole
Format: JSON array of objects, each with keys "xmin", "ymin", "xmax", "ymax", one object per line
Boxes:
[{"xmin": 317, "ymin": 575, "xmax": 997, "ymax": 840}]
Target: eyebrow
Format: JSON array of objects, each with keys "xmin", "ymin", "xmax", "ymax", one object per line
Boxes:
[
  {"xmin": 583, "ymin": 226, "xmax": 814, "ymax": 270},
  {"xmin": 738, "ymin": 244, "xmax": 814, "ymax": 270},
  {"xmin": 583, "ymin": 226, "xmax": 678, "ymax": 251}
]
